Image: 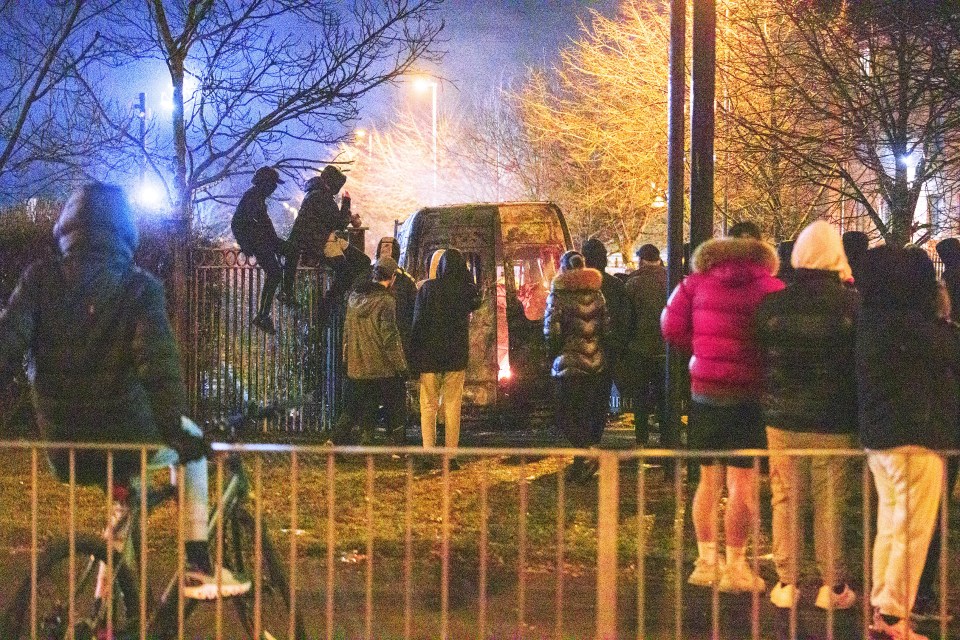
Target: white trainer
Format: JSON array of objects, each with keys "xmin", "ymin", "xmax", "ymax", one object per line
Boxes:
[
  {"xmin": 183, "ymin": 566, "xmax": 252, "ymax": 600},
  {"xmin": 687, "ymin": 557, "xmax": 726, "ymax": 587},
  {"xmin": 770, "ymin": 582, "xmax": 799, "ymax": 608},
  {"xmin": 719, "ymin": 561, "xmax": 766, "ymax": 593},
  {"xmin": 815, "ymin": 583, "xmax": 857, "ymax": 610}
]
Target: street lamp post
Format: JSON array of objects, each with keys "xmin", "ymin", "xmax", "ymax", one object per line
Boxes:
[{"xmin": 413, "ymin": 76, "xmax": 438, "ymax": 191}]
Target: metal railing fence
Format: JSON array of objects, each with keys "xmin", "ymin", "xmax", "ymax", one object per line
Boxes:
[{"xmin": 0, "ymin": 441, "xmax": 956, "ymax": 640}]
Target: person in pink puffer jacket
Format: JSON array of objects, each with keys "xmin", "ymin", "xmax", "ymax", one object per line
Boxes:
[{"xmin": 661, "ymin": 221, "xmax": 784, "ymax": 594}]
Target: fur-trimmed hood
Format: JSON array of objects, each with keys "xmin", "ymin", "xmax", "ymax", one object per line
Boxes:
[
  {"xmin": 692, "ymin": 237, "xmax": 779, "ymax": 283},
  {"xmin": 551, "ymin": 267, "xmax": 603, "ymax": 291}
]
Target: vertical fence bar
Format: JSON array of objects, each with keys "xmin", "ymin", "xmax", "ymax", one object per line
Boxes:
[
  {"xmin": 636, "ymin": 455, "xmax": 646, "ymax": 640},
  {"xmin": 751, "ymin": 456, "xmax": 761, "ymax": 640},
  {"xmin": 140, "ymin": 448, "xmax": 148, "ymax": 640},
  {"xmin": 289, "ymin": 450, "xmax": 299, "ymax": 640},
  {"xmin": 518, "ymin": 456, "xmax": 528, "ymax": 637},
  {"xmin": 30, "ymin": 447, "xmax": 38, "ymax": 640},
  {"xmin": 825, "ymin": 456, "xmax": 836, "ymax": 640},
  {"xmin": 441, "ymin": 454, "xmax": 451, "ymax": 640},
  {"xmin": 673, "ymin": 457, "xmax": 684, "ymax": 640},
  {"xmin": 712, "ymin": 463, "xmax": 720, "ymax": 640},
  {"xmin": 479, "ymin": 461, "xmax": 489, "ymax": 640},
  {"xmin": 938, "ymin": 453, "xmax": 949, "ymax": 640},
  {"xmin": 789, "ymin": 454, "xmax": 799, "ymax": 640},
  {"xmin": 106, "ymin": 452, "xmax": 114, "ymax": 640},
  {"xmin": 177, "ymin": 464, "xmax": 186, "ymax": 640},
  {"xmin": 555, "ymin": 458, "xmax": 566, "ymax": 639},
  {"xmin": 215, "ymin": 456, "xmax": 225, "ymax": 640},
  {"xmin": 366, "ymin": 455, "xmax": 375, "ymax": 640},
  {"xmin": 68, "ymin": 449, "xmax": 76, "ymax": 640},
  {"xmin": 326, "ymin": 451, "xmax": 335, "ymax": 640},
  {"xmin": 254, "ymin": 454, "xmax": 264, "ymax": 640},
  {"xmin": 404, "ymin": 456, "xmax": 413, "ymax": 640},
  {"xmin": 596, "ymin": 452, "xmax": 619, "ymax": 640},
  {"xmin": 861, "ymin": 458, "xmax": 871, "ymax": 640},
  {"xmin": 903, "ymin": 453, "xmax": 911, "ymax": 632}
]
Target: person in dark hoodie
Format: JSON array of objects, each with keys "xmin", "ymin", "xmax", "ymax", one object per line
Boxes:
[
  {"xmin": 842, "ymin": 230, "xmax": 870, "ymax": 287},
  {"xmin": 231, "ymin": 166, "xmax": 286, "ymax": 334},
  {"xmin": 856, "ymin": 246, "xmax": 955, "ymax": 640},
  {"xmin": 376, "ymin": 236, "xmax": 417, "ymax": 350},
  {"xmin": 581, "ymin": 239, "xmax": 634, "ymax": 450},
  {"xmin": 409, "ymin": 248, "xmax": 482, "ymax": 466},
  {"xmin": 935, "ymin": 237, "xmax": 960, "ymax": 323},
  {"xmin": 776, "ymin": 239, "xmax": 795, "ymax": 284},
  {"xmin": 340, "ymin": 256, "xmax": 409, "ymax": 445},
  {"xmin": 545, "ymin": 251, "xmax": 609, "ymax": 482},
  {"xmin": 0, "ymin": 183, "xmax": 250, "ymax": 600}
]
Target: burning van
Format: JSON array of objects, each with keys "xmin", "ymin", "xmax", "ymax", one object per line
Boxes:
[{"xmin": 395, "ymin": 202, "xmax": 572, "ymax": 425}]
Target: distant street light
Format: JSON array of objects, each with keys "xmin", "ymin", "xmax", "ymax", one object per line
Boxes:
[
  {"xmin": 411, "ymin": 75, "xmax": 438, "ymax": 191},
  {"xmin": 354, "ymin": 127, "xmax": 372, "ymax": 156}
]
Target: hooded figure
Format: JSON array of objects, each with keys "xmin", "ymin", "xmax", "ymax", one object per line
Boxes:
[
  {"xmin": 936, "ymin": 237, "xmax": 960, "ymax": 322},
  {"xmin": 409, "ymin": 248, "xmax": 482, "ymax": 457},
  {"xmin": 376, "ymin": 236, "xmax": 416, "ymax": 349},
  {"xmin": 0, "ymin": 184, "xmax": 252, "ymax": 598},
  {"xmin": 775, "ymin": 240, "xmax": 796, "ymax": 284},
  {"xmin": 581, "ymin": 238, "xmax": 634, "ymax": 364},
  {"xmin": 842, "ymin": 231, "xmax": 869, "ymax": 286},
  {"xmin": 755, "ymin": 221, "xmax": 861, "ymax": 609}
]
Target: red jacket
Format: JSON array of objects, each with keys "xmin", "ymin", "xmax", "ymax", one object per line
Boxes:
[{"xmin": 661, "ymin": 237, "xmax": 784, "ymax": 402}]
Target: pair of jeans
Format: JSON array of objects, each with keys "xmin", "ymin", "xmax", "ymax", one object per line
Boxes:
[
  {"xmin": 419, "ymin": 371, "xmax": 466, "ymax": 448},
  {"xmin": 868, "ymin": 447, "xmax": 944, "ymax": 619},
  {"xmin": 340, "ymin": 377, "xmax": 406, "ymax": 442},
  {"xmin": 555, "ymin": 374, "xmax": 608, "ymax": 448},
  {"xmin": 766, "ymin": 426, "xmax": 854, "ymax": 586}
]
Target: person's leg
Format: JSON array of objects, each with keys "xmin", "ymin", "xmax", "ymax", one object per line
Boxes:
[
  {"xmin": 875, "ymin": 449, "xmax": 943, "ymax": 621},
  {"xmin": 767, "ymin": 427, "xmax": 807, "ymax": 589},
  {"xmin": 651, "ymin": 357, "xmax": 667, "ymax": 442},
  {"xmin": 419, "ymin": 373, "xmax": 440, "ymax": 448},
  {"xmin": 280, "ymin": 243, "xmax": 300, "ymax": 299},
  {"xmin": 356, "ymin": 379, "xmax": 380, "ymax": 444},
  {"xmin": 810, "ymin": 433, "xmax": 855, "ymax": 591},
  {"xmin": 256, "ymin": 250, "xmax": 282, "ymax": 319},
  {"xmin": 627, "ymin": 354, "xmax": 651, "ymax": 446},
  {"xmin": 383, "ymin": 376, "xmax": 407, "ymax": 445},
  {"xmin": 869, "ymin": 452, "xmax": 897, "ymax": 616},
  {"xmin": 441, "ymin": 370, "xmax": 466, "ymax": 449},
  {"xmin": 915, "ymin": 456, "xmax": 959, "ymax": 606},
  {"xmin": 692, "ymin": 464, "xmax": 724, "ymax": 549}
]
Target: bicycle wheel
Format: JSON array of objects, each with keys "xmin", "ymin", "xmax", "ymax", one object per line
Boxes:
[
  {"xmin": 221, "ymin": 507, "xmax": 307, "ymax": 640},
  {"xmin": 1, "ymin": 534, "xmax": 138, "ymax": 640}
]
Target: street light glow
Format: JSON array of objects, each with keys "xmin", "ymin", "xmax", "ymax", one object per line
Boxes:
[
  {"xmin": 135, "ymin": 181, "xmax": 165, "ymax": 209},
  {"xmin": 412, "ymin": 75, "xmax": 436, "ymax": 93}
]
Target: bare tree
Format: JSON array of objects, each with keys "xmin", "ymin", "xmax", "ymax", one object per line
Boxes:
[{"xmin": 0, "ymin": 0, "xmax": 114, "ymax": 199}]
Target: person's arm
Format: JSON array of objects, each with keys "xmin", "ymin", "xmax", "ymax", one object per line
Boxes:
[
  {"xmin": 378, "ymin": 298, "xmax": 408, "ymax": 377},
  {"xmin": 660, "ymin": 277, "xmax": 694, "ymax": 351},
  {"xmin": 0, "ymin": 264, "xmax": 40, "ymax": 384},
  {"xmin": 131, "ymin": 276, "xmax": 205, "ymax": 460}
]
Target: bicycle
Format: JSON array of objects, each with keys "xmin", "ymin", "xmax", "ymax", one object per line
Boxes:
[{"xmin": 1, "ymin": 405, "xmax": 307, "ymax": 640}]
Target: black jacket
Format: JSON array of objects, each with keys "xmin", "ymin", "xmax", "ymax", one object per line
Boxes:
[
  {"xmin": 289, "ymin": 171, "xmax": 350, "ymax": 254},
  {"xmin": 232, "ymin": 185, "xmax": 282, "ymax": 255},
  {"xmin": 755, "ymin": 269, "xmax": 860, "ymax": 433},
  {"xmin": 599, "ymin": 271, "xmax": 633, "ymax": 359},
  {"xmin": 624, "ymin": 262, "xmax": 667, "ymax": 358},
  {"xmin": 857, "ymin": 311, "xmax": 960, "ymax": 450},
  {"xmin": 409, "ymin": 249, "xmax": 482, "ymax": 373},
  {"xmin": 544, "ymin": 267, "xmax": 608, "ymax": 377},
  {"xmin": 0, "ymin": 193, "xmax": 189, "ymax": 484}
]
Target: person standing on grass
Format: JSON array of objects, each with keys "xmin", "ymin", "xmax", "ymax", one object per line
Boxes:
[
  {"xmin": 544, "ymin": 251, "xmax": 609, "ymax": 483},
  {"xmin": 409, "ymin": 248, "xmax": 481, "ymax": 468},
  {"xmin": 857, "ymin": 246, "xmax": 954, "ymax": 640},
  {"xmin": 661, "ymin": 220, "xmax": 783, "ymax": 593},
  {"xmin": 623, "ymin": 244, "xmax": 668, "ymax": 447},
  {"xmin": 755, "ymin": 221, "xmax": 860, "ymax": 612},
  {"xmin": 340, "ymin": 256, "xmax": 409, "ymax": 446},
  {"xmin": 0, "ymin": 183, "xmax": 249, "ymax": 600}
]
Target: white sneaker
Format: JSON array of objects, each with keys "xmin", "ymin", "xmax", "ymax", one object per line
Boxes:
[
  {"xmin": 183, "ymin": 566, "xmax": 252, "ymax": 600},
  {"xmin": 815, "ymin": 583, "xmax": 856, "ymax": 610},
  {"xmin": 869, "ymin": 611, "xmax": 929, "ymax": 640},
  {"xmin": 719, "ymin": 560, "xmax": 766, "ymax": 593},
  {"xmin": 687, "ymin": 557, "xmax": 726, "ymax": 587},
  {"xmin": 770, "ymin": 582, "xmax": 799, "ymax": 608}
]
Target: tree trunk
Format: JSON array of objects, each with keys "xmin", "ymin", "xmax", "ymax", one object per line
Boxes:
[{"xmin": 168, "ymin": 59, "xmax": 193, "ymax": 371}]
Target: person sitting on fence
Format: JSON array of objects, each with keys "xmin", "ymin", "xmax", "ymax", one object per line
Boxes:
[
  {"xmin": 0, "ymin": 182, "xmax": 250, "ymax": 600},
  {"xmin": 755, "ymin": 221, "xmax": 860, "ymax": 612},
  {"xmin": 230, "ymin": 166, "xmax": 287, "ymax": 335},
  {"xmin": 337, "ymin": 256, "xmax": 409, "ymax": 446},
  {"xmin": 857, "ymin": 246, "xmax": 955, "ymax": 640},
  {"xmin": 661, "ymin": 220, "xmax": 784, "ymax": 594},
  {"xmin": 282, "ymin": 166, "xmax": 366, "ymax": 324}
]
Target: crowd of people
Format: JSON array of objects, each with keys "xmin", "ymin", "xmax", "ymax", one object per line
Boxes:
[{"xmin": 0, "ymin": 169, "xmax": 957, "ymax": 637}]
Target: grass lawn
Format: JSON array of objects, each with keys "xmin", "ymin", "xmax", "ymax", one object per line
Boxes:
[{"xmin": 0, "ymin": 418, "xmax": 957, "ymax": 639}]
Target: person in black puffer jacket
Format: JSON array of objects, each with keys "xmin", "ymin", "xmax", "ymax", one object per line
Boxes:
[
  {"xmin": 0, "ymin": 183, "xmax": 249, "ymax": 599},
  {"xmin": 544, "ymin": 250, "xmax": 609, "ymax": 481},
  {"xmin": 936, "ymin": 237, "xmax": 960, "ymax": 323},
  {"xmin": 409, "ymin": 248, "xmax": 482, "ymax": 460},
  {"xmin": 856, "ymin": 245, "xmax": 956, "ymax": 640},
  {"xmin": 755, "ymin": 221, "xmax": 860, "ymax": 611}
]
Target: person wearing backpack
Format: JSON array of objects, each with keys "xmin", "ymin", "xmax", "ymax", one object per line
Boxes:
[{"xmin": 231, "ymin": 166, "xmax": 286, "ymax": 334}]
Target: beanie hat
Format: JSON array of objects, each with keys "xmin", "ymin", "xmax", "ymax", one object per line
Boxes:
[
  {"xmin": 636, "ymin": 244, "xmax": 661, "ymax": 263},
  {"xmin": 560, "ymin": 250, "xmax": 585, "ymax": 272},
  {"xmin": 373, "ymin": 256, "xmax": 399, "ymax": 281},
  {"xmin": 54, "ymin": 182, "xmax": 139, "ymax": 260},
  {"xmin": 252, "ymin": 166, "xmax": 284, "ymax": 185},
  {"xmin": 728, "ymin": 221, "xmax": 762, "ymax": 240},
  {"xmin": 581, "ymin": 238, "xmax": 608, "ymax": 270},
  {"xmin": 319, "ymin": 165, "xmax": 347, "ymax": 194},
  {"xmin": 791, "ymin": 220, "xmax": 852, "ymax": 281},
  {"xmin": 936, "ymin": 237, "xmax": 960, "ymax": 268}
]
